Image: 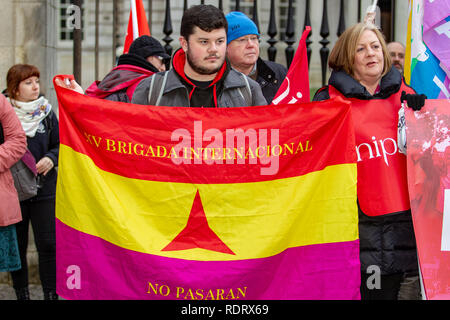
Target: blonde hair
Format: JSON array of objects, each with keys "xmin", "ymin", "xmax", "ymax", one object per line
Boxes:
[{"xmin": 328, "ymin": 23, "xmax": 392, "ymax": 78}]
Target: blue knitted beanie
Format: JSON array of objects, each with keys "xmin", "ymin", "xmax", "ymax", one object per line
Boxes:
[{"xmin": 225, "ymin": 11, "xmax": 260, "ymax": 44}]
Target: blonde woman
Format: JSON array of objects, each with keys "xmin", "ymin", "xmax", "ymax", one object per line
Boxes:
[{"xmin": 313, "ymin": 23, "xmax": 425, "ymax": 300}]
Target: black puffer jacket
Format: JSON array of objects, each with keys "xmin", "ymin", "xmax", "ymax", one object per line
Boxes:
[
  {"xmin": 313, "ymin": 67, "xmax": 419, "ymax": 275},
  {"xmin": 255, "ymin": 58, "xmax": 287, "ymax": 104}
]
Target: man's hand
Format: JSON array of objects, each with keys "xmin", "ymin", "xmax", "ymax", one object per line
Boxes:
[
  {"xmin": 363, "ymin": 0, "xmax": 378, "ymax": 25},
  {"xmin": 364, "ymin": 12, "xmax": 376, "ymax": 24},
  {"xmin": 55, "ymin": 77, "xmax": 85, "ymax": 95}
]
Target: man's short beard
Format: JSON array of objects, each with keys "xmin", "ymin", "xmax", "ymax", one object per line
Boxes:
[
  {"xmin": 186, "ymin": 49, "xmax": 224, "ymax": 75},
  {"xmin": 393, "ymin": 63, "xmax": 403, "ymax": 72}
]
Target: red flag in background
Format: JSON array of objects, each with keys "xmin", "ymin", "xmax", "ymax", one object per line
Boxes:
[
  {"xmin": 123, "ymin": 0, "xmax": 151, "ymax": 54},
  {"xmin": 272, "ymin": 26, "xmax": 311, "ymax": 105}
]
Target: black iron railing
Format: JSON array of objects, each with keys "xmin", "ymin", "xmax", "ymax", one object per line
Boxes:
[{"xmin": 83, "ymin": 0, "xmax": 397, "ymax": 87}]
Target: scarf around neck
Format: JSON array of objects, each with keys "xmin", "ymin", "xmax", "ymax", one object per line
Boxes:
[{"xmin": 9, "ymin": 96, "xmax": 52, "ymax": 137}]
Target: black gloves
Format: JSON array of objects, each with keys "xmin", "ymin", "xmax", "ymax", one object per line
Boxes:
[{"xmin": 401, "ymin": 91, "xmax": 427, "ymax": 111}]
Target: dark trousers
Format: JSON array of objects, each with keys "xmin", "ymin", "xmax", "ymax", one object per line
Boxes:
[{"xmin": 10, "ymin": 198, "xmax": 56, "ymax": 291}]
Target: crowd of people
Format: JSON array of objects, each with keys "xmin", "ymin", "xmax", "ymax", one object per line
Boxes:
[{"xmin": 1, "ymin": 4, "xmax": 428, "ymax": 300}]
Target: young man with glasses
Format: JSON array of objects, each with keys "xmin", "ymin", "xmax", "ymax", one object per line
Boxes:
[{"xmin": 225, "ymin": 11, "xmax": 288, "ymax": 104}]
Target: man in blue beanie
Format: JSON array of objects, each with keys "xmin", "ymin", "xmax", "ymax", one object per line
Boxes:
[{"xmin": 225, "ymin": 11, "xmax": 287, "ymax": 104}]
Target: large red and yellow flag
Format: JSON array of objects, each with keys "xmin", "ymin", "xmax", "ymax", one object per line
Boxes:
[
  {"xmin": 272, "ymin": 26, "xmax": 311, "ymax": 105},
  {"xmin": 54, "ymin": 76, "xmax": 360, "ymax": 300}
]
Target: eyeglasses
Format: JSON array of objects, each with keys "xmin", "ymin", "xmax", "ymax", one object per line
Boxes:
[
  {"xmin": 235, "ymin": 36, "xmax": 260, "ymax": 45},
  {"xmin": 154, "ymin": 55, "xmax": 170, "ymax": 63}
]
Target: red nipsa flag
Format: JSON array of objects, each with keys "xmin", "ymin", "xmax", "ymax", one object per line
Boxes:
[{"xmin": 272, "ymin": 26, "xmax": 311, "ymax": 105}]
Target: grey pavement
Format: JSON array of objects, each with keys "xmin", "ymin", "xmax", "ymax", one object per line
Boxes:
[
  {"xmin": 0, "ymin": 227, "xmax": 45, "ymax": 300},
  {"xmin": 0, "ymin": 283, "xmax": 43, "ymax": 300}
]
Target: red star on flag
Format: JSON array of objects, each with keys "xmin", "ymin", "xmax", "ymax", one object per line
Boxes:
[{"xmin": 162, "ymin": 190, "xmax": 235, "ymax": 255}]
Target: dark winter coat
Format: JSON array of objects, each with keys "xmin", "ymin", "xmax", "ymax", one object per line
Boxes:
[
  {"xmin": 132, "ymin": 49, "xmax": 267, "ymax": 108},
  {"xmin": 26, "ymin": 110, "xmax": 59, "ymax": 201},
  {"xmin": 313, "ymin": 67, "xmax": 419, "ymax": 275},
  {"xmin": 85, "ymin": 54, "xmax": 158, "ymax": 103},
  {"xmin": 255, "ymin": 58, "xmax": 288, "ymax": 104}
]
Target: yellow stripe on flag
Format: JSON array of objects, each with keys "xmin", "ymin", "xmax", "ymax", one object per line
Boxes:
[
  {"xmin": 404, "ymin": 0, "xmax": 413, "ymax": 84},
  {"xmin": 56, "ymin": 145, "xmax": 358, "ymax": 261}
]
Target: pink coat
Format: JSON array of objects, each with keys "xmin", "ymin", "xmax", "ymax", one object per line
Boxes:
[{"xmin": 0, "ymin": 94, "xmax": 27, "ymax": 226}]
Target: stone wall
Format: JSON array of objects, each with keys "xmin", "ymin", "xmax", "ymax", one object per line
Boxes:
[
  {"xmin": 0, "ymin": 0, "xmax": 58, "ymax": 109},
  {"xmin": 0, "ymin": 0, "xmax": 57, "ymax": 286}
]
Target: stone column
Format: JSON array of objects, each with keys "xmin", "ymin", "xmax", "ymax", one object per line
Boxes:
[
  {"xmin": 0, "ymin": 0, "xmax": 58, "ymax": 288},
  {"xmin": 0, "ymin": 0, "xmax": 58, "ymax": 112}
]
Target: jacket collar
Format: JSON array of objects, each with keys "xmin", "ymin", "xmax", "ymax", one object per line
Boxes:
[
  {"xmin": 256, "ymin": 58, "xmax": 276, "ymax": 83},
  {"xmin": 329, "ymin": 66, "xmax": 402, "ymax": 99},
  {"xmin": 163, "ymin": 48, "xmax": 232, "ymax": 91},
  {"xmin": 117, "ymin": 53, "xmax": 160, "ymax": 73},
  {"xmin": 164, "ymin": 49, "xmax": 230, "ymax": 107},
  {"xmin": 171, "ymin": 48, "xmax": 228, "ymax": 88}
]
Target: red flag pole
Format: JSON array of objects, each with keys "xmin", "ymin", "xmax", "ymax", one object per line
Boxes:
[
  {"xmin": 123, "ymin": 0, "xmax": 151, "ymax": 54},
  {"xmin": 272, "ymin": 26, "xmax": 311, "ymax": 105}
]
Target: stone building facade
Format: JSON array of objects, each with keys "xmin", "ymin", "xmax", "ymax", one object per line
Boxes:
[{"xmin": 0, "ymin": 0, "xmax": 409, "ymax": 110}]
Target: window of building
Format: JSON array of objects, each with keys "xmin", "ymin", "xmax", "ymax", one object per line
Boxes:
[{"xmin": 379, "ymin": 0, "xmax": 395, "ymax": 43}]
